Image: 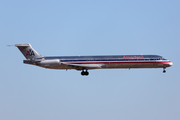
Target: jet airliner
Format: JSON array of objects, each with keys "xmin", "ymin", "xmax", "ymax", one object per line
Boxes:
[{"xmin": 13, "ymin": 43, "xmax": 172, "ymax": 76}]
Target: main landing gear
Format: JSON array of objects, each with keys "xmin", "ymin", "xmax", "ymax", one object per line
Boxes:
[
  {"xmin": 163, "ymin": 68, "xmax": 166, "ymax": 73},
  {"xmin": 81, "ymin": 70, "xmax": 89, "ymax": 76}
]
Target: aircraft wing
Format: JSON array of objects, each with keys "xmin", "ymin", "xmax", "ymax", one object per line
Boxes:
[{"xmin": 61, "ymin": 63, "xmax": 106, "ymax": 70}]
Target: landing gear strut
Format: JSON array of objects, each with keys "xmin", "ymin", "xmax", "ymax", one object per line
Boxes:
[
  {"xmin": 81, "ymin": 70, "xmax": 89, "ymax": 76},
  {"xmin": 163, "ymin": 68, "xmax": 166, "ymax": 73}
]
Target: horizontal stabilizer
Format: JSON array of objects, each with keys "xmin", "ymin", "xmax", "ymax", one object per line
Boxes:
[{"xmin": 15, "ymin": 43, "xmax": 30, "ymax": 47}]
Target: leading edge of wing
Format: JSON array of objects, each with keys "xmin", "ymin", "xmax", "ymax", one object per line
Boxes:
[{"xmin": 62, "ymin": 63, "xmax": 106, "ymax": 70}]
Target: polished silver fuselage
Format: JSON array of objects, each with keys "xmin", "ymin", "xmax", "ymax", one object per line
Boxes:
[{"xmin": 24, "ymin": 55, "xmax": 173, "ymax": 70}]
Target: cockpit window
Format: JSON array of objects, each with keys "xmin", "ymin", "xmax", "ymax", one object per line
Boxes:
[
  {"xmin": 159, "ymin": 57, "xmax": 163, "ymax": 60},
  {"xmin": 159, "ymin": 57, "xmax": 167, "ymax": 60}
]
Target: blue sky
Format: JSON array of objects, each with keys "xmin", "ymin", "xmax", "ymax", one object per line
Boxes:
[{"xmin": 1, "ymin": 0, "xmax": 180, "ymax": 120}]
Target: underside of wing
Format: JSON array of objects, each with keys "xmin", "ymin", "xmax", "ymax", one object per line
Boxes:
[{"xmin": 61, "ymin": 63, "xmax": 106, "ymax": 70}]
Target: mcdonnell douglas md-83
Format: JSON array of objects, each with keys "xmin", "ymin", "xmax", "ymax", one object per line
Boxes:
[{"xmin": 12, "ymin": 43, "xmax": 173, "ymax": 76}]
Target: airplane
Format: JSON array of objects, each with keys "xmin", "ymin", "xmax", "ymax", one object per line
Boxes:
[{"xmin": 12, "ymin": 43, "xmax": 173, "ymax": 76}]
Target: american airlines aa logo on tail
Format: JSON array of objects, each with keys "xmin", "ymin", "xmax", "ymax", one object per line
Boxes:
[{"xmin": 26, "ymin": 49, "xmax": 35, "ymax": 56}]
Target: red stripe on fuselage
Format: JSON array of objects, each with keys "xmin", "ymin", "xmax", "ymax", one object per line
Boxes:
[{"xmin": 64, "ymin": 60, "xmax": 172, "ymax": 64}]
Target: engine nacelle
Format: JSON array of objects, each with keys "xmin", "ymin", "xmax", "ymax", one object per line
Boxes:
[{"xmin": 39, "ymin": 59, "xmax": 60, "ymax": 66}]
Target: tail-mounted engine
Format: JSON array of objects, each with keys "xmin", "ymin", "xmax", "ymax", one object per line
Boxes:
[{"xmin": 39, "ymin": 59, "xmax": 61, "ymax": 67}]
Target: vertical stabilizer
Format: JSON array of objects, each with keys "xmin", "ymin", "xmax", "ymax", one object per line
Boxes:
[{"xmin": 15, "ymin": 43, "xmax": 43, "ymax": 60}]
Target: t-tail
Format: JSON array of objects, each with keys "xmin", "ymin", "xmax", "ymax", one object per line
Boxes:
[{"xmin": 15, "ymin": 43, "xmax": 43, "ymax": 60}]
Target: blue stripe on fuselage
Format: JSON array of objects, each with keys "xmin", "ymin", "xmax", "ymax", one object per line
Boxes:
[{"xmin": 59, "ymin": 59, "xmax": 160, "ymax": 62}]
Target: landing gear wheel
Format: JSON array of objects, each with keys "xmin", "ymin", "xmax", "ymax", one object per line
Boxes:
[
  {"xmin": 81, "ymin": 71, "xmax": 85, "ymax": 76},
  {"xmin": 85, "ymin": 70, "xmax": 89, "ymax": 76}
]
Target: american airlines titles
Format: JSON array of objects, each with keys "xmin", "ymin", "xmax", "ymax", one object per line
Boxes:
[{"xmin": 123, "ymin": 56, "xmax": 144, "ymax": 59}]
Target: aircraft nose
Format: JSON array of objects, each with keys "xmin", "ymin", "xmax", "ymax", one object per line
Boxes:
[{"xmin": 169, "ymin": 61, "xmax": 173, "ymax": 66}]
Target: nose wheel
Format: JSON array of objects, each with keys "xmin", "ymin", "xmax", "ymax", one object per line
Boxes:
[
  {"xmin": 81, "ymin": 70, "xmax": 89, "ymax": 76},
  {"xmin": 163, "ymin": 68, "xmax": 166, "ymax": 73}
]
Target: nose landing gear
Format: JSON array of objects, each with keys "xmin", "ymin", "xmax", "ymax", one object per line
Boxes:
[
  {"xmin": 81, "ymin": 70, "xmax": 89, "ymax": 76},
  {"xmin": 163, "ymin": 68, "xmax": 166, "ymax": 73}
]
